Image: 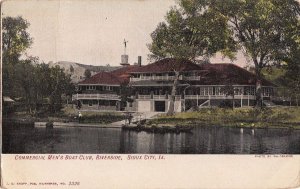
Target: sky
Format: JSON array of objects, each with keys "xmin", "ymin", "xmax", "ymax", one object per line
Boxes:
[{"xmin": 2, "ymin": 0, "xmax": 248, "ymax": 67}]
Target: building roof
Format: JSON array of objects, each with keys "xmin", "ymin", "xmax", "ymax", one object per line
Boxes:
[
  {"xmin": 111, "ymin": 65, "xmax": 140, "ymax": 82},
  {"xmin": 78, "ymin": 71, "xmax": 121, "ymax": 85},
  {"xmin": 191, "ymin": 63, "xmax": 274, "ymax": 86},
  {"xmin": 129, "ymin": 58, "xmax": 202, "ymax": 73},
  {"xmin": 78, "ymin": 59, "xmax": 274, "ymax": 87},
  {"xmin": 79, "ymin": 65, "xmax": 142, "ymax": 85}
]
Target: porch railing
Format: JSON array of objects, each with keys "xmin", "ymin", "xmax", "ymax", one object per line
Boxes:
[
  {"xmin": 184, "ymin": 95, "xmax": 256, "ymax": 100},
  {"xmin": 72, "ymin": 94, "xmax": 120, "ymax": 100},
  {"xmin": 73, "ymin": 93, "xmax": 264, "ymax": 101},
  {"xmin": 137, "ymin": 95, "xmax": 181, "ymax": 100}
]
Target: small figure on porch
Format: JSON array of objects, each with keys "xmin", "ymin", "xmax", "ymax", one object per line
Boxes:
[
  {"xmin": 128, "ymin": 113, "xmax": 133, "ymax": 125},
  {"xmin": 78, "ymin": 112, "xmax": 83, "ymax": 123}
]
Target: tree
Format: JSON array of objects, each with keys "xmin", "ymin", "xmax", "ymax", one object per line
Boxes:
[
  {"xmin": 148, "ymin": 2, "xmax": 236, "ymax": 62},
  {"xmin": 70, "ymin": 65, "xmax": 74, "ymax": 73},
  {"xmin": 285, "ymin": 64, "xmax": 300, "ymax": 106},
  {"xmin": 2, "ymin": 16, "xmax": 33, "ymax": 97},
  {"xmin": 148, "ymin": 1, "xmax": 235, "ymax": 115},
  {"xmin": 2, "ymin": 16, "xmax": 74, "ymax": 114},
  {"xmin": 282, "ymin": 46, "xmax": 300, "ymax": 106},
  {"xmin": 84, "ymin": 69, "xmax": 92, "ymax": 78},
  {"xmin": 118, "ymin": 82, "xmax": 133, "ymax": 111},
  {"xmin": 277, "ymin": 17, "xmax": 300, "ymax": 106},
  {"xmin": 2, "ymin": 16, "xmax": 33, "ymax": 61},
  {"xmin": 205, "ymin": 0, "xmax": 300, "ymax": 106},
  {"xmin": 51, "ymin": 67, "xmax": 74, "ymax": 111}
]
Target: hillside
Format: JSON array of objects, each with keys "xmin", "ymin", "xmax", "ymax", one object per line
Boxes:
[{"xmin": 48, "ymin": 61, "xmax": 119, "ymax": 83}]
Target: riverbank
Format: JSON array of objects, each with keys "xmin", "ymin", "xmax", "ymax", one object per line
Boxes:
[
  {"xmin": 3, "ymin": 105, "xmax": 126, "ymax": 126},
  {"xmin": 4, "ymin": 106, "xmax": 300, "ymax": 129},
  {"xmin": 149, "ymin": 107, "xmax": 300, "ymax": 129}
]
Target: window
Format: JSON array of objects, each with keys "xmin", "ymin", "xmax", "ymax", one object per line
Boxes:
[
  {"xmin": 87, "ymin": 85, "xmax": 96, "ymax": 90},
  {"xmin": 200, "ymin": 87, "xmax": 213, "ymax": 95},
  {"xmin": 270, "ymin": 88, "xmax": 274, "ymax": 96},
  {"xmin": 200, "ymin": 87, "xmax": 204, "ymax": 96},
  {"xmin": 104, "ymin": 86, "xmax": 112, "ymax": 91},
  {"xmin": 263, "ymin": 87, "xmax": 271, "ymax": 96},
  {"xmin": 208, "ymin": 87, "xmax": 213, "ymax": 95},
  {"xmin": 104, "ymin": 101, "xmax": 110, "ymax": 106},
  {"xmin": 202, "ymin": 87, "xmax": 213, "ymax": 95},
  {"xmin": 244, "ymin": 86, "xmax": 255, "ymax": 95},
  {"xmin": 204, "ymin": 88, "xmax": 208, "ymax": 95},
  {"xmin": 234, "ymin": 87, "xmax": 243, "ymax": 95},
  {"xmin": 250, "ymin": 87, "xmax": 255, "ymax": 95},
  {"xmin": 215, "ymin": 87, "xmax": 221, "ymax": 95},
  {"xmin": 88, "ymin": 100, "xmax": 93, "ymax": 106}
]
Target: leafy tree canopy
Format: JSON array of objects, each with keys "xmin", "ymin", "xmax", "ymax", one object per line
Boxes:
[
  {"xmin": 149, "ymin": 0, "xmax": 300, "ymax": 75},
  {"xmin": 2, "ymin": 16, "xmax": 33, "ymax": 62},
  {"xmin": 148, "ymin": 1, "xmax": 237, "ymax": 62},
  {"xmin": 2, "ymin": 16, "xmax": 74, "ymax": 113},
  {"xmin": 84, "ymin": 69, "xmax": 92, "ymax": 78},
  {"xmin": 204, "ymin": 0, "xmax": 299, "ymax": 78}
]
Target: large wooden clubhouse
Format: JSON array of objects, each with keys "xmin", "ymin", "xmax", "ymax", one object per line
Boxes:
[{"xmin": 72, "ymin": 57, "xmax": 275, "ymax": 112}]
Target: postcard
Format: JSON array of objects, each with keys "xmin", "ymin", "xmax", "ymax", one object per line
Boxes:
[{"xmin": 1, "ymin": 0, "xmax": 300, "ymax": 188}]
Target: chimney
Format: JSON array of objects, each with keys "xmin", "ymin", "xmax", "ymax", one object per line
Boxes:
[{"xmin": 138, "ymin": 56, "xmax": 142, "ymax": 67}]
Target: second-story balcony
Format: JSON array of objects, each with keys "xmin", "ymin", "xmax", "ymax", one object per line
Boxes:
[{"xmin": 136, "ymin": 94, "xmax": 258, "ymax": 100}]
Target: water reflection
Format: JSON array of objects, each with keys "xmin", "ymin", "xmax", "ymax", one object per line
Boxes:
[{"xmin": 2, "ymin": 125, "xmax": 300, "ymax": 154}]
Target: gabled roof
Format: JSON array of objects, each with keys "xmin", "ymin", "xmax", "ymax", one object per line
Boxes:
[
  {"xmin": 129, "ymin": 58, "xmax": 202, "ymax": 73},
  {"xmin": 78, "ymin": 71, "xmax": 121, "ymax": 85}
]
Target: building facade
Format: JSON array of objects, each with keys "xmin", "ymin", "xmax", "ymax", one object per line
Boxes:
[{"xmin": 72, "ymin": 58, "xmax": 275, "ymax": 112}]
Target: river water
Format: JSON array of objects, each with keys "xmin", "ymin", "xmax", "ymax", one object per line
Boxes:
[{"xmin": 2, "ymin": 125, "xmax": 300, "ymax": 154}]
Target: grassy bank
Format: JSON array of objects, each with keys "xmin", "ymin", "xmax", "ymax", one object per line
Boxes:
[
  {"xmin": 149, "ymin": 107, "xmax": 300, "ymax": 129},
  {"xmin": 5, "ymin": 105, "xmax": 126, "ymax": 124}
]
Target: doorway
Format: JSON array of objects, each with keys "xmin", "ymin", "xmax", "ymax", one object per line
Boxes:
[{"xmin": 154, "ymin": 101, "xmax": 165, "ymax": 112}]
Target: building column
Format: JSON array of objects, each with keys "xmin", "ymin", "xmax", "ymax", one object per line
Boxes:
[
  {"xmin": 248, "ymin": 95, "xmax": 250, "ymax": 106},
  {"xmin": 241, "ymin": 95, "xmax": 243, "ymax": 107}
]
